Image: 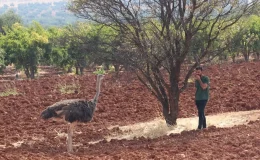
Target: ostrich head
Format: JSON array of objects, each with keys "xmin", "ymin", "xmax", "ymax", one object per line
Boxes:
[{"xmin": 97, "ymin": 74, "xmax": 105, "ymax": 81}]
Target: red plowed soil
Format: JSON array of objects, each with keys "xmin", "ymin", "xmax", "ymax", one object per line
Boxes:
[{"xmin": 0, "ymin": 62, "xmax": 259, "ymax": 159}]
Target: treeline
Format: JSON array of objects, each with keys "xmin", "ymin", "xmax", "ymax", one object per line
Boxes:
[
  {"xmin": 0, "ymin": 1, "xmax": 81, "ymax": 27},
  {"xmin": 187, "ymin": 14, "xmax": 260, "ymax": 63},
  {"xmin": 0, "ymin": 10, "xmax": 259, "ymax": 79}
]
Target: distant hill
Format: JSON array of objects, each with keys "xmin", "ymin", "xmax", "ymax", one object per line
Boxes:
[{"xmin": 0, "ymin": 0, "xmax": 85, "ymax": 27}]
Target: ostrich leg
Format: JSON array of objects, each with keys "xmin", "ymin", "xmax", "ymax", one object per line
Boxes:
[{"xmin": 67, "ymin": 123, "xmax": 75, "ymax": 153}]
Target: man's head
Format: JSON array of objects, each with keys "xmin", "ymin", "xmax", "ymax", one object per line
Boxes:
[{"xmin": 195, "ymin": 66, "xmax": 203, "ymax": 76}]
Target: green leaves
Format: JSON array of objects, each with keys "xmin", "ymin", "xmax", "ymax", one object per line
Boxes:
[
  {"xmin": 0, "ymin": 22, "xmax": 49, "ymax": 78},
  {"xmin": 229, "ymin": 15, "xmax": 260, "ymax": 60},
  {"xmin": 0, "ymin": 10, "xmax": 22, "ymax": 34},
  {"xmin": 93, "ymin": 67, "xmax": 106, "ymax": 75}
]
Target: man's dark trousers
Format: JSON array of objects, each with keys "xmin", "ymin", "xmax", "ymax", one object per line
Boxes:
[{"xmin": 195, "ymin": 100, "xmax": 208, "ymax": 129}]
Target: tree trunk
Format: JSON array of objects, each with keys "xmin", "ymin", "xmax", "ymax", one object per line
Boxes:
[
  {"xmin": 256, "ymin": 52, "xmax": 259, "ymax": 60},
  {"xmin": 232, "ymin": 55, "xmax": 236, "ymax": 63},
  {"xmin": 161, "ymin": 66, "xmax": 181, "ymax": 126},
  {"xmin": 80, "ymin": 67, "xmax": 84, "ymax": 75},
  {"xmin": 243, "ymin": 51, "xmax": 249, "ymax": 62},
  {"xmin": 24, "ymin": 67, "xmax": 30, "ymax": 79},
  {"xmin": 162, "ymin": 91, "xmax": 180, "ymax": 126},
  {"xmin": 244, "ymin": 54, "xmax": 249, "ymax": 62},
  {"xmin": 103, "ymin": 62, "xmax": 109, "ymax": 70},
  {"xmin": 75, "ymin": 67, "xmax": 79, "ymax": 75},
  {"xmin": 114, "ymin": 64, "xmax": 120, "ymax": 72},
  {"xmin": 243, "ymin": 49, "xmax": 250, "ymax": 62},
  {"xmin": 224, "ymin": 54, "xmax": 228, "ymax": 60},
  {"xmin": 114, "ymin": 64, "xmax": 120, "ymax": 77},
  {"xmin": 30, "ymin": 66, "xmax": 35, "ymax": 79},
  {"xmin": 67, "ymin": 67, "xmax": 73, "ymax": 73}
]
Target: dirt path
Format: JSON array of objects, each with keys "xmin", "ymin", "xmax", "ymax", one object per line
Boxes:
[{"xmin": 104, "ymin": 110, "xmax": 260, "ymax": 141}]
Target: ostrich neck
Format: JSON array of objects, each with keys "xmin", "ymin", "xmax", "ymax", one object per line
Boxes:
[{"xmin": 93, "ymin": 77, "xmax": 102, "ymax": 103}]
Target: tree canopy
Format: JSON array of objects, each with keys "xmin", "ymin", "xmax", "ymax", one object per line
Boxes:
[{"xmin": 0, "ymin": 22, "xmax": 48, "ymax": 78}]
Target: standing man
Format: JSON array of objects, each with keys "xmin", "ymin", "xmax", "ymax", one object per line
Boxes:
[{"xmin": 194, "ymin": 66, "xmax": 210, "ymax": 130}]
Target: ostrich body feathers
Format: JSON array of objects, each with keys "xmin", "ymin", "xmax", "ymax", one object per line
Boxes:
[{"xmin": 41, "ymin": 99, "xmax": 96, "ymax": 123}]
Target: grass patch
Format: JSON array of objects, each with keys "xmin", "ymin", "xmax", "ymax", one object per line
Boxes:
[
  {"xmin": 58, "ymin": 83, "xmax": 79, "ymax": 94},
  {"xmin": 0, "ymin": 88, "xmax": 18, "ymax": 97}
]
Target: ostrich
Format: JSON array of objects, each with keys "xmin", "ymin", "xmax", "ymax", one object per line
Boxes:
[{"xmin": 40, "ymin": 74, "xmax": 104, "ymax": 152}]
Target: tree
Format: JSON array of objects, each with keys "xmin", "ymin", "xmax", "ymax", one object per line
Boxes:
[
  {"xmin": 249, "ymin": 15, "xmax": 260, "ymax": 60},
  {"xmin": 0, "ymin": 9, "xmax": 22, "ymax": 34},
  {"xmin": 49, "ymin": 23, "xmax": 102, "ymax": 74},
  {"xmin": 46, "ymin": 23, "xmax": 105, "ymax": 74},
  {"xmin": 220, "ymin": 23, "xmax": 240, "ymax": 63},
  {"xmin": 69, "ymin": 0, "xmax": 259, "ymax": 125},
  {"xmin": 0, "ymin": 22, "xmax": 48, "ymax": 79},
  {"xmin": 230, "ymin": 15, "xmax": 260, "ymax": 61},
  {"xmin": 77, "ymin": 24, "xmax": 121, "ymax": 70},
  {"xmin": 64, "ymin": 22, "xmax": 94, "ymax": 74},
  {"xmin": 0, "ymin": 48, "xmax": 5, "ymax": 73},
  {"xmin": 44, "ymin": 26, "xmax": 73, "ymax": 71},
  {"xmin": 252, "ymin": 1, "xmax": 260, "ymax": 16}
]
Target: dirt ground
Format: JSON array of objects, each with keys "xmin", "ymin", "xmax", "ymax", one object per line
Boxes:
[{"xmin": 0, "ymin": 61, "xmax": 259, "ymax": 160}]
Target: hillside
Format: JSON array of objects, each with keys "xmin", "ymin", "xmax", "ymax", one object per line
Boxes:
[{"xmin": 0, "ymin": 0, "xmax": 84, "ymax": 27}]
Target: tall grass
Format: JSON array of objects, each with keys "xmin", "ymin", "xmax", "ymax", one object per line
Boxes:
[{"xmin": 58, "ymin": 83, "xmax": 79, "ymax": 94}]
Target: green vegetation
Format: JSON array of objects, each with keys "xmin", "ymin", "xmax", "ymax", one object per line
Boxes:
[
  {"xmin": 0, "ymin": 22, "xmax": 49, "ymax": 79},
  {"xmin": 93, "ymin": 67, "xmax": 106, "ymax": 75},
  {"xmin": 0, "ymin": 88, "xmax": 18, "ymax": 97},
  {"xmin": 0, "ymin": 4, "xmax": 259, "ymax": 80},
  {"xmin": 58, "ymin": 83, "xmax": 79, "ymax": 94}
]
